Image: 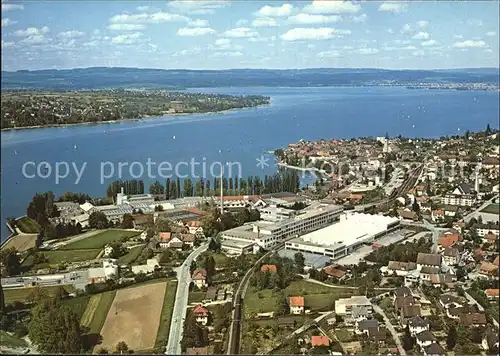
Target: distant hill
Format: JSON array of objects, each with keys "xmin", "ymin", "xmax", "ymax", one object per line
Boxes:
[{"xmin": 1, "ymin": 67, "xmax": 499, "ymax": 90}]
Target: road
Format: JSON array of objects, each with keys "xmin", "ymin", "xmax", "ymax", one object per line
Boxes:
[
  {"xmin": 372, "ymin": 304, "xmax": 406, "ymax": 356},
  {"xmin": 165, "ymin": 242, "xmax": 209, "ymax": 355},
  {"xmin": 463, "ymin": 195, "xmax": 499, "ymax": 222}
]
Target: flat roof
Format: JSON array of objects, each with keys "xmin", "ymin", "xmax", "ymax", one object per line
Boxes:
[
  {"xmin": 289, "ymin": 212, "xmax": 400, "ymax": 249},
  {"xmin": 278, "ymin": 249, "xmax": 330, "ymax": 268},
  {"xmin": 221, "ymin": 239, "xmax": 254, "ymax": 249}
]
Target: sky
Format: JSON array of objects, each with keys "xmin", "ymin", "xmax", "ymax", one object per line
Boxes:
[{"xmin": 1, "ymin": 0, "xmax": 499, "ymax": 71}]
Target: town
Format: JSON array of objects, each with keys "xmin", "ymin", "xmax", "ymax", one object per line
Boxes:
[{"xmin": 1, "ymin": 127, "xmax": 499, "ymax": 356}]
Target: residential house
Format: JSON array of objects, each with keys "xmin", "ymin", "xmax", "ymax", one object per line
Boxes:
[
  {"xmin": 398, "ymin": 209, "xmax": 418, "ymax": 221},
  {"xmin": 442, "ymin": 183, "xmax": 476, "ymax": 207},
  {"xmin": 483, "ymin": 232, "xmax": 498, "ymax": 245},
  {"xmin": 417, "ymin": 253, "xmax": 442, "ymax": 270},
  {"xmin": 192, "ymin": 305, "xmax": 209, "ymax": 326},
  {"xmin": 437, "ymin": 233, "xmax": 461, "ymax": 250},
  {"xmin": 485, "ymin": 289, "xmax": 499, "ymax": 300},
  {"xmin": 311, "ymin": 335, "xmax": 330, "ymax": 348},
  {"xmin": 431, "ymin": 209, "xmax": 445, "ymax": 223},
  {"xmin": 103, "ymin": 244, "xmax": 114, "ymax": 257},
  {"xmin": 260, "ymin": 264, "xmax": 278, "ymax": 273},
  {"xmin": 394, "ymin": 296, "xmax": 416, "ymax": 310},
  {"xmin": 289, "ymin": 296, "xmax": 305, "ymax": 315},
  {"xmin": 446, "ymin": 305, "xmax": 476, "ymax": 320},
  {"xmin": 474, "ymin": 223, "xmax": 500, "ymax": 237},
  {"xmin": 452, "ymin": 221, "xmax": 466, "ymax": 233},
  {"xmin": 192, "ymin": 268, "xmax": 208, "ymax": 288},
  {"xmin": 158, "ymin": 232, "xmax": 173, "ymax": 249},
  {"xmin": 277, "ymin": 316, "xmax": 296, "ymax": 329},
  {"xmin": 439, "ymin": 294, "xmax": 463, "ymax": 309},
  {"xmin": 323, "ymin": 265, "xmax": 347, "ymax": 280},
  {"xmin": 442, "ymin": 247, "xmax": 460, "ymax": 266},
  {"xmin": 408, "ymin": 316, "xmax": 429, "ymax": 336},
  {"xmin": 482, "ymin": 326, "xmax": 500, "ymax": 352},
  {"xmin": 394, "ymin": 286, "xmax": 414, "ymax": 298},
  {"xmin": 444, "ymin": 205, "xmax": 458, "ymax": 217},
  {"xmin": 185, "ymin": 220, "xmax": 204, "ymax": 237},
  {"xmin": 423, "ymin": 343, "xmax": 446, "ymax": 356},
  {"xmin": 383, "ymin": 261, "xmax": 417, "ymax": 276},
  {"xmin": 335, "ymin": 296, "xmax": 372, "ymax": 324},
  {"xmin": 459, "ymin": 312, "xmax": 487, "ymax": 327},
  {"xmin": 400, "ymin": 305, "xmax": 421, "ymax": 326},
  {"xmin": 479, "ymin": 260, "xmax": 499, "ymax": 278},
  {"xmin": 416, "ymin": 330, "xmax": 437, "ymax": 349},
  {"xmin": 405, "ymin": 269, "xmax": 421, "ymax": 286},
  {"xmin": 356, "ymin": 319, "xmax": 379, "ymax": 336},
  {"xmin": 179, "ymin": 233, "xmax": 195, "ymax": 247},
  {"xmin": 420, "ymin": 266, "xmax": 440, "ymax": 282},
  {"xmin": 140, "ymin": 230, "xmax": 148, "ymax": 240}
]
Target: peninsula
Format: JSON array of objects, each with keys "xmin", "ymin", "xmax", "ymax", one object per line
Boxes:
[{"xmin": 0, "ymin": 90, "xmax": 270, "ymax": 130}]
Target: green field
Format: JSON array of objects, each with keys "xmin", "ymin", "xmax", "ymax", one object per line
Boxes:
[
  {"xmin": 63, "ymin": 294, "xmax": 91, "ymax": 320},
  {"xmin": 3, "ymin": 285, "xmax": 75, "ymax": 305},
  {"xmin": 117, "ymin": 245, "xmax": 145, "ymax": 265},
  {"xmin": 480, "ymin": 203, "xmax": 500, "ymax": 215},
  {"xmin": 0, "ymin": 330, "xmax": 28, "ymax": 348},
  {"xmin": 87, "ymin": 290, "xmax": 117, "ymax": 334},
  {"xmin": 244, "ymin": 280, "xmax": 356, "ymax": 317},
  {"xmin": 41, "ymin": 249, "xmax": 101, "ymax": 264},
  {"xmin": 154, "ymin": 280, "xmax": 178, "ymax": 351},
  {"xmin": 60, "ymin": 230, "xmax": 139, "ymax": 250},
  {"xmin": 15, "ymin": 216, "xmax": 40, "ymax": 234},
  {"xmin": 188, "ymin": 291, "xmax": 206, "ymax": 304}
]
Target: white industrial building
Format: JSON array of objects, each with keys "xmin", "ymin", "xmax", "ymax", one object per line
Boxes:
[
  {"xmin": 220, "ymin": 204, "xmax": 344, "ymax": 252},
  {"xmin": 285, "ymin": 212, "xmax": 400, "ymax": 260}
]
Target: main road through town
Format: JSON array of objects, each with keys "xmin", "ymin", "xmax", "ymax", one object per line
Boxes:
[{"xmin": 165, "ymin": 241, "xmax": 209, "ymax": 355}]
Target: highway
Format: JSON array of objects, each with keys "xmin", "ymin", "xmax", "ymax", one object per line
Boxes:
[{"xmin": 165, "ymin": 241, "xmax": 209, "ymax": 355}]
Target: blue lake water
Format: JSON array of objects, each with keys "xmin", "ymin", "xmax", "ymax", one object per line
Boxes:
[{"xmin": 1, "ymin": 86, "xmax": 499, "ymax": 241}]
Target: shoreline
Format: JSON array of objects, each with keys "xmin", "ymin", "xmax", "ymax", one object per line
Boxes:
[{"xmin": 0, "ymin": 103, "xmax": 271, "ymax": 132}]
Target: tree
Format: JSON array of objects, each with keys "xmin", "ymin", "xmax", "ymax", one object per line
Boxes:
[
  {"xmin": 28, "ymin": 295, "xmax": 83, "ymax": 353},
  {"xmin": 96, "ymin": 348, "xmax": 109, "ymax": 354},
  {"xmin": 402, "ymin": 324, "xmax": 414, "ymax": 351},
  {"xmin": 274, "ymin": 292, "xmax": 288, "ymax": 316},
  {"xmin": 208, "ymin": 238, "xmax": 221, "ymax": 253},
  {"xmin": 121, "ymin": 213, "xmax": 134, "ymax": 229},
  {"xmin": 88, "ymin": 211, "xmax": 109, "ymax": 229},
  {"xmin": 446, "ymin": 325, "xmax": 457, "ymax": 350},
  {"xmin": 116, "ymin": 341, "xmax": 129, "ymax": 354},
  {"xmin": 293, "ymin": 252, "xmax": 305, "ymax": 272},
  {"xmin": 1, "ymin": 248, "xmax": 20, "ymax": 276},
  {"xmin": 0, "ymin": 283, "xmax": 5, "ymax": 311}
]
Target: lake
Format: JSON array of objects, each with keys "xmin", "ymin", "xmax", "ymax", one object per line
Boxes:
[{"xmin": 1, "ymin": 86, "xmax": 499, "ymax": 241}]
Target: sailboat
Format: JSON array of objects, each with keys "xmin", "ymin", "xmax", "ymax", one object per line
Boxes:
[
  {"xmin": 74, "ymin": 144, "xmax": 78, "ymax": 149},
  {"xmin": 13, "ymin": 150, "xmax": 17, "ymax": 155}
]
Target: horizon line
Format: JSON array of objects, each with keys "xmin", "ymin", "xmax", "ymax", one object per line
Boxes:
[{"xmin": 2, "ymin": 65, "xmax": 500, "ymax": 73}]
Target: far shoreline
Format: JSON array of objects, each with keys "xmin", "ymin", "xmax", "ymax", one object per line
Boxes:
[{"xmin": 0, "ymin": 103, "xmax": 271, "ymax": 133}]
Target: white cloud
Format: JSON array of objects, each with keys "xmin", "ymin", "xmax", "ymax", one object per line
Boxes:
[
  {"xmin": 288, "ymin": 13, "xmax": 341, "ymax": 25},
  {"xmin": 412, "ymin": 31, "xmax": 429, "ymax": 40},
  {"xmin": 136, "ymin": 5, "xmax": 150, "ymax": 12},
  {"xmin": 212, "ymin": 51, "xmax": 243, "ymax": 57},
  {"xmin": 357, "ymin": 47, "xmax": 379, "ymax": 54},
  {"xmin": 1, "ymin": 18, "xmax": 17, "ymax": 27},
  {"xmin": 386, "ymin": 28, "xmax": 394, "ymax": 34},
  {"xmin": 188, "ymin": 19, "xmax": 209, "ymax": 27},
  {"xmin": 466, "ymin": 19, "xmax": 483, "ymax": 27},
  {"xmin": 351, "ymin": 13, "xmax": 367, "ymax": 23},
  {"xmin": 58, "ymin": 30, "xmax": 86, "ymax": 38},
  {"xmin": 235, "ymin": 19, "xmax": 248, "ymax": 27},
  {"xmin": 412, "ymin": 50, "xmax": 425, "ymax": 57},
  {"xmin": 453, "ymin": 34, "xmax": 463, "ymax": 39},
  {"xmin": 213, "ymin": 38, "xmax": 243, "ymax": 50},
  {"xmin": 248, "ymin": 36, "xmax": 276, "ymax": 43},
  {"xmin": 177, "ymin": 27, "xmax": 216, "ymax": 36},
  {"xmin": 2, "ymin": 40, "xmax": 15, "ymax": 47},
  {"xmin": 401, "ymin": 23, "xmax": 411, "ymax": 33},
  {"xmin": 281, "ymin": 27, "xmax": 350, "ymax": 41},
  {"xmin": 252, "ymin": 18, "xmax": 278, "ymax": 27},
  {"xmin": 215, "ymin": 38, "xmax": 230, "ymax": 46},
  {"xmin": 111, "ymin": 32, "xmax": 143, "ymax": 44},
  {"xmin": 417, "ymin": 20, "xmax": 428, "ymax": 28},
  {"xmin": 107, "ymin": 23, "xmax": 146, "ymax": 31},
  {"xmin": 255, "ymin": 4, "xmax": 293, "ymax": 17},
  {"xmin": 402, "ymin": 45, "xmax": 416, "ymax": 50},
  {"xmin": 168, "ymin": 0, "xmax": 229, "ymax": 15},
  {"xmin": 14, "ymin": 27, "xmax": 49, "ymax": 37},
  {"xmin": 20, "ymin": 35, "xmax": 51, "ymax": 45},
  {"xmin": 317, "ymin": 50, "xmax": 340, "ymax": 58},
  {"xmin": 2, "ymin": 3, "xmax": 24, "ymax": 11},
  {"xmin": 452, "ymin": 40, "xmax": 486, "ymax": 48},
  {"xmin": 378, "ymin": 2, "xmax": 408, "ymax": 13},
  {"xmin": 303, "ymin": 1, "xmax": 360, "ymax": 14},
  {"xmin": 421, "ymin": 39, "xmax": 439, "ymax": 47},
  {"xmin": 109, "ymin": 12, "xmax": 189, "ymax": 24},
  {"xmin": 485, "ymin": 31, "xmax": 496, "ymax": 37},
  {"xmin": 83, "ymin": 40, "xmax": 99, "ymax": 47},
  {"xmin": 223, "ymin": 27, "xmax": 258, "ymax": 38}
]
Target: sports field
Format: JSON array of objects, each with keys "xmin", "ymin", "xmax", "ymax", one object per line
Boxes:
[{"xmin": 98, "ymin": 282, "xmax": 167, "ymax": 352}]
